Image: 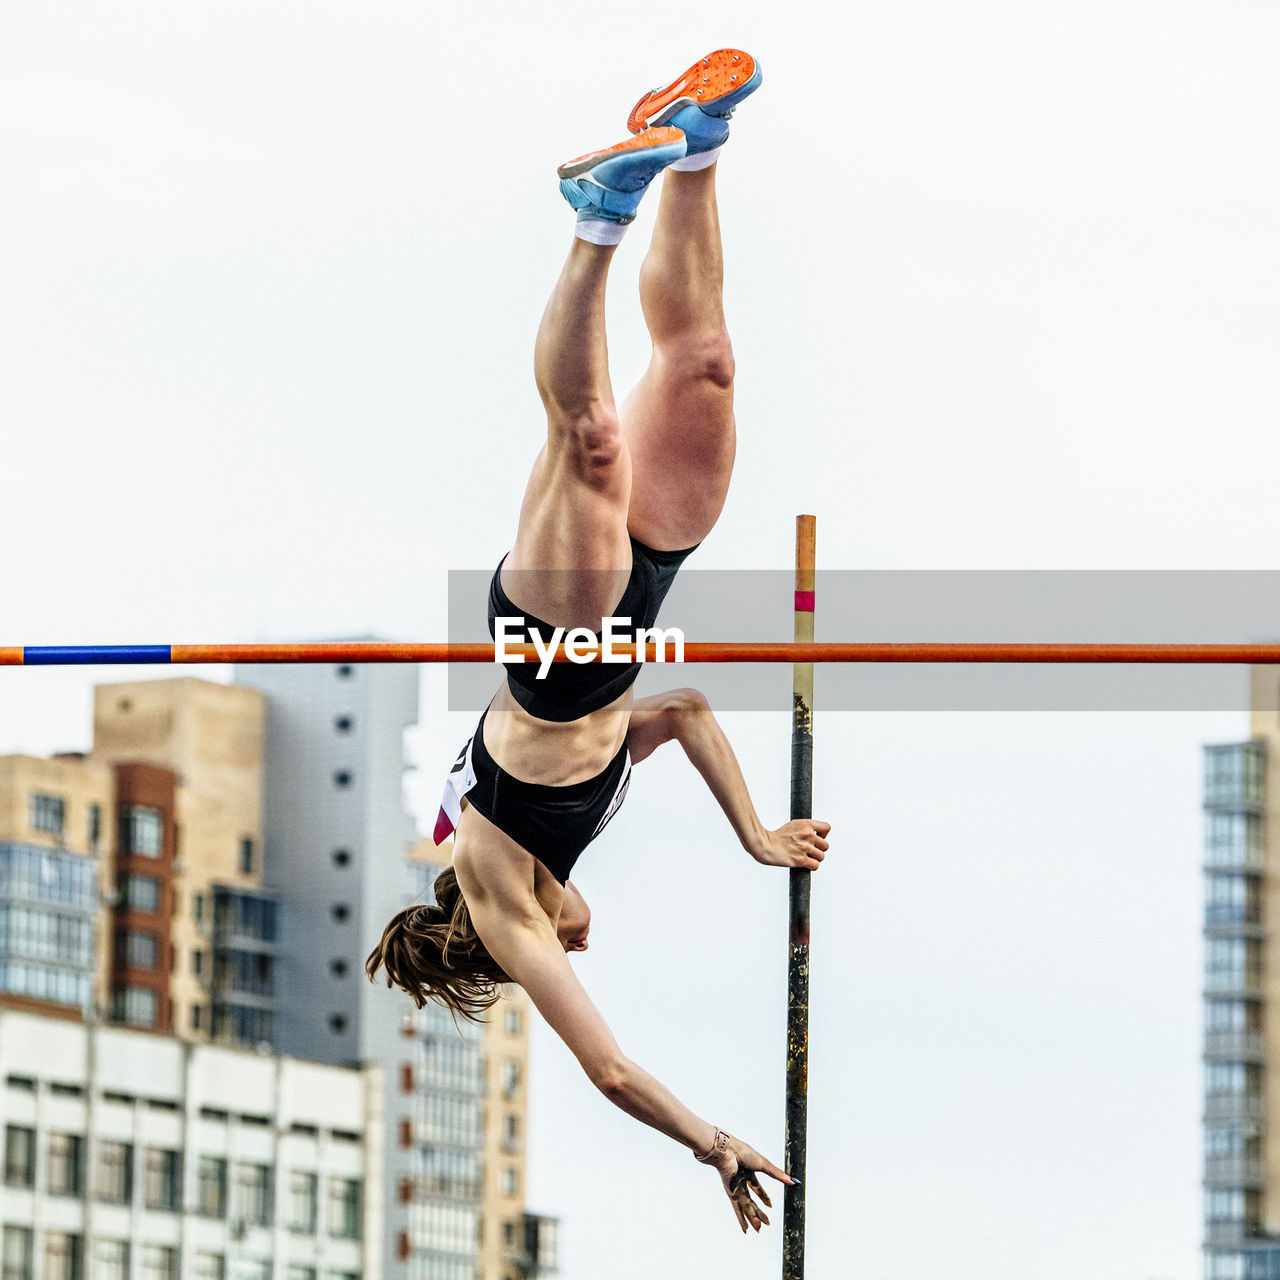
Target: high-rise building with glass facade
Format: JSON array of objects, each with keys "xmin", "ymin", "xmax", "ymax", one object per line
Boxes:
[
  {"xmin": 1202, "ymin": 669, "xmax": 1280, "ymax": 1280},
  {"xmin": 235, "ymin": 660, "xmax": 558, "ymax": 1280}
]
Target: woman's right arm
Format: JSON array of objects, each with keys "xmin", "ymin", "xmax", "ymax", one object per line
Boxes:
[{"xmin": 459, "ymin": 867, "xmax": 792, "ymax": 1230}]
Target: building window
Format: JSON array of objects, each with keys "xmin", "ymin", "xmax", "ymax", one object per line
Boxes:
[
  {"xmin": 285, "ymin": 1268, "xmax": 316, "ymax": 1280},
  {"xmin": 232, "ymin": 1264, "xmax": 270, "ymax": 1280},
  {"xmin": 503, "ymin": 1113, "xmax": 520, "ymax": 1151},
  {"xmin": 233, "ymin": 1162, "xmax": 273, "ymax": 1227},
  {"xmin": 139, "ymin": 1246, "xmax": 177, "ymax": 1280},
  {"xmin": 193, "ymin": 949, "xmax": 205, "ymax": 977},
  {"xmin": 113, "ymin": 986, "xmax": 158, "ymax": 1028},
  {"xmin": 143, "ymin": 1148, "xmax": 182, "ymax": 1211},
  {"xmin": 327, "ymin": 1176, "xmax": 361, "ymax": 1239},
  {"xmin": 92, "ymin": 1241, "xmax": 128, "ymax": 1280},
  {"xmin": 119, "ymin": 873, "xmax": 160, "ymax": 912},
  {"xmin": 96, "ymin": 1141, "xmax": 133, "ymax": 1204},
  {"xmin": 48, "ymin": 1133, "xmax": 84, "ymax": 1196},
  {"xmin": 194, "ymin": 893, "xmax": 205, "ymax": 922},
  {"xmin": 193, "ymin": 1255, "xmax": 225, "ymax": 1280},
  {"xmin": 191, "ymin": 1005, "xmax": 203, "ymax": 1031},
  {"xmin": 43, "ymin": 1233, "xmax": 82, "ymax": 1280},
  {"xmin": 239, "ymin": 837, "xmax": 254, "ymax": 875},
  {"xmin": 505, "ymin": 1008, "xmax": 521, "ymax": 1036},
  {"xmin": 331, "ymin": 849, "xmax": 351, "ymax": 867},
  {"xmin": 30, "ymin": 794, "xmax": 65, "ymax": 835},
  {"xmin": 3, "ymin": 1126, "xmax": 35, "ymax": 1187},
  {"xmin": 197, "ymin": 1156, "xmax": 227, "ymax": 1217},
  {"xmin": 501, "ymin": 1059, "xmax": 521, "ymax": 1099},
  {"xmin": 116, "ymin": 930, "xmax": 159, "ymax": 970},
  {"xmin": 289, "ymin": 1170, "xmax": 318, "ymax": 1234},
  {"xmin": 1, "ymin": 1226, "xmax": 33, "ymax": 1280},
  {"xmin": 119, "ymin": 806, "xmax": 163, "ymax": 857},
  {"xmin": 88, "ymin": 805, "xmax": 101, "ymax": 850},
  {"xmin": 501, "ymin": 1167, "xmax": 519, "ymax": 1196}
]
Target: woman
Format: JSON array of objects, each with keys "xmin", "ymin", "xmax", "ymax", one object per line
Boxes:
[{"xmin": 368, "ymin": 50, "xmax": 830, "ymax": 1233}]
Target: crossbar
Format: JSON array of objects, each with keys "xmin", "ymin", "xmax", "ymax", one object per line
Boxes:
[{"xmin": 5, "ymin": 643, "xmax": 1280, "ymax": 666}]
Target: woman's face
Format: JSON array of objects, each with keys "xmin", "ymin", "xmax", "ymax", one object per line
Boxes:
[{"xmin": 557, "ymin": 880, "xmax": 591, "ymax": 952}]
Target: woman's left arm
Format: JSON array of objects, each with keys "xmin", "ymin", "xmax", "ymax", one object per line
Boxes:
[{"xmin": 626, "ymin": 689, "xmax": 830, "ymax": 870}]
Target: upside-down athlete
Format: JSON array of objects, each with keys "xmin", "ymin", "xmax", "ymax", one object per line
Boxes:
[{"xmin": 368, "ymin": 49, "xmax": 831, "ymax": 1233}]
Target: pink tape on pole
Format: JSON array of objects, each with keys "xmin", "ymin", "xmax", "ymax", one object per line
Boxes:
[{"xmin": 794, "ymin": 590, "xmax": 815, "ymax": 613}]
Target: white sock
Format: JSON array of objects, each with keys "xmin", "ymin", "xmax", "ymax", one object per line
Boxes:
[
  {"xmin": 669, "ymin": 146, "xmax": 723, "ymax": 173},
  {"xmin": 574, "ymin": 217, "xmax": 629, "ymax": 246}
]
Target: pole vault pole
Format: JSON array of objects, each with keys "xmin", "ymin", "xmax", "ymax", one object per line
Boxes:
[{"xmin": 784, "ymin": 514, "xmax": 816, "ymax": 1280}]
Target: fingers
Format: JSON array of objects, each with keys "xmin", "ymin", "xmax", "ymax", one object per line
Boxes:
[
  {"xmin": 727, "ymin": 1183, "xmax": 769, "ymax": 1233},
  {"xmin": 757, "ymin": 1156, "xmax": 795, "ymax": 1185}
]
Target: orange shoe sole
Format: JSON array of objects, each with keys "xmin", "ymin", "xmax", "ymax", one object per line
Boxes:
[
  {"xmin": 627, "ymin": 49, "xmax": 758, "ymax": 133},
  {"xmin": 557, "ymin": 126, "xmax": 686, "ymax": 180}
]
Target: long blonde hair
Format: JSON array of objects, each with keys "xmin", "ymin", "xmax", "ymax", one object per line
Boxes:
[{"xmin": 365, "ymin": 865, "xmax": 510, "ymax": 1022}]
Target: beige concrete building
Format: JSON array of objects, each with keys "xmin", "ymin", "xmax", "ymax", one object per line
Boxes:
[
  {"xmin": 0, "ymin": 752, "xmax": 115, "ymax": 1018},
  {"xmin": 91, "ymin": 678, "xmax": 271, "ymax": 1046}
]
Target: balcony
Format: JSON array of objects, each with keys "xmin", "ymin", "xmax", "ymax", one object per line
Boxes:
[
  {"xmin": 1207, "ymin": 1220, "xmax": 1263, "ymax": 1247},
  {"xmin": 1206, "ymin": 903, "xmax": 1265, "ymax": 931},
  {"xmin": 1205, "ymin": 1156, "xmax": 1265, "ymax": 1187},
  {"xmin": 1205, "ymin": 974, "xmax": 1265, "ymax": 1001},
  {"xmin": 1205, "ymin": 1031, "xmax": 1266, "ymax": 1063},
  {"xmin": 1205, "ymin": 742, "xmax": 1267, "ymax": 812},
  {"xmin": 1206, "ymin": 1094, "xmax": 1266, "ymax": 1124}
]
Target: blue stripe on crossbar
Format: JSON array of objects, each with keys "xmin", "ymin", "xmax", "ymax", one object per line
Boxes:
[{"xmin": 24, "ymin": 646, "xmax": 173, "ymax": 665}]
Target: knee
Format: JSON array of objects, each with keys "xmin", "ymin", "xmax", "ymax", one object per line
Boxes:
[
  {"xmin": 669, "ymin": 330, "xmax": 735, "ymax": 391},
  {"xmin": 554, "ymin": 405, "xmax": 625, "ymax": 478}
]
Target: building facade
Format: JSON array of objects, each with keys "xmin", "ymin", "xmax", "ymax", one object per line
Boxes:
[
  {"xmin": 2, "ymin": 670, "xmax": 559, "ymax": 1279},
  {"xmin": 0, "ymin": 754, "xmax": 114, "ymax": 1020},
  {"xmin": 0, "ymin": 1006, "xmax": 382, "ymax": 1280},
  {"xmin": 1203, "ymin": 668, "xmax": 1280, "ymax": 1279}
]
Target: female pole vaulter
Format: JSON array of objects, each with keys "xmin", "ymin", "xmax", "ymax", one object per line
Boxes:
[{"xmin": 368, "ymin": 49, "xmax": 830, "ymax": 1233}]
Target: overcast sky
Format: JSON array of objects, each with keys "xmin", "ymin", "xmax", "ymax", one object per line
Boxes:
[{"xmin": 2, "ymin": 3, "xmax": 1277, "ymax": 1277}]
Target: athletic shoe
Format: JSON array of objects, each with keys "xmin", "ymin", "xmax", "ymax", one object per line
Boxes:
[
  {"xmin": 557, "ymin": 126, "xmax": 687, "ymax": 224},
  {"xmin": 627, "ymin": 49, "xmax": 762, "ymax": 155}
]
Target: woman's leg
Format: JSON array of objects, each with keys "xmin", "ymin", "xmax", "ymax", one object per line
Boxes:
[
  {"xmin": 620, "ymin": 162, "xmax": 737, "ymax": 552},
  {"xmin": 504, "ymin": 238, "xmax": 634, "ymax": 630}
]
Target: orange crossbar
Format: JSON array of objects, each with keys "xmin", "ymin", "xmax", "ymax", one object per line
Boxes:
[
  {"xmin": 174, "ymin": 642, "xmax": 1280, "ymax": 664},
  {"xmin": 4, "ymin": 642, "xmax": 1280, "ymax": 666}
]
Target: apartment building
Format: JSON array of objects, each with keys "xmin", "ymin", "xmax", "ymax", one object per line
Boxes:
[
  {"xmin": 1203, "ymin": 668, "xmax": 1280, "ymax": 1279},
  {"xmin": 91, "ymin": 679, "xmax": 275, "ymax": 1049},
  {"xmin": 0, "ymin": 1005, "xmax": 381, "ymax": 1280},
  {"xmin": 1, "ymin": 670, "xmax": 560, "ymax": 1279},
  {"xmin": 0, "ymin": 754, "xmax": 114, "ymax": 1020}
]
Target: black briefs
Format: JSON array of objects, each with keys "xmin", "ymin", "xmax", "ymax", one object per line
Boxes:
[{"xmin": 488, "ymin": 537, "xmax": 697, "ymax": 723}]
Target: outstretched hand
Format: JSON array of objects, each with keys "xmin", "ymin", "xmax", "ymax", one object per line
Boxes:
[
  {"xmin": 700, "ymin": 1133, "xmax": 795, "ymax": 1233},
  {"xmin": 751, "ymin": 818, "xmax": 830, "ymax": 870}
]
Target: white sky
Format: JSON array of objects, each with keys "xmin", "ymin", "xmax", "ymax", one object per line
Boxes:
[{"xmin": 1, "ymin": 3, "xmax": 1277, "ymax": 1277}]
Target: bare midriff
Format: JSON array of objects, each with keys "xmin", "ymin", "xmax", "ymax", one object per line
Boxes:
[{"xmin": 482, "ymin": 678, "xmax": 632, "ymax": 786}]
